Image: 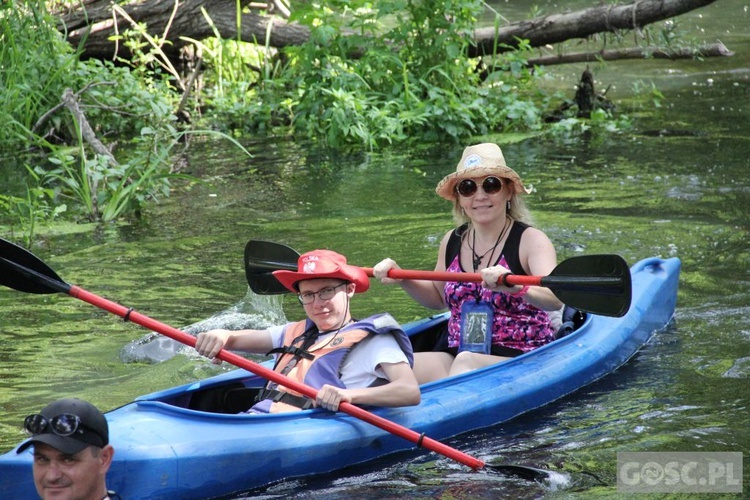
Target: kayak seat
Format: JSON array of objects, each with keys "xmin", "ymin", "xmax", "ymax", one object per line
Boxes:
[
  {"xmin": 187, "ymin": 382, "xmax": 264, "ymax": 414},
  {"xmin": 408, "ymin": 319, "xmax": 449, "ymax": 353},
  {"xmin": 554, "ymin": 306, "xmax": 587, "ymax": 340}
]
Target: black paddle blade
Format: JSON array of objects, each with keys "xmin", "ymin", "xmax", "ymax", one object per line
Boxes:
[
  {"xmin": 486, "ymin": 463, "xmax": 555, "ymax": 483},
  {"xmin": 244, "ymin": 240, "xmax": 300, "ymax": 294},
  {"xmin": 0, "ymin": 238, "xmax": 69, "ymax": 294},
  {"xmin": 544, "ymin": 254, "xmax": 632, "ymax": 317}
]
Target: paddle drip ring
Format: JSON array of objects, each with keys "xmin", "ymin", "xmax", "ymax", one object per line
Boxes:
[{"xmin": 123, "ymin": 307, "xmax": 134, "ymax": 322}]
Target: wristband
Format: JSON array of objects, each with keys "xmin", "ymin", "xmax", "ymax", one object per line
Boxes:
[{"xmin": 509, "ymin": 285, "xmax": 529, "ymax": 297}]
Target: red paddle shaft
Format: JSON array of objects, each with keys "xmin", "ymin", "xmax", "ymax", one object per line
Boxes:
[
  {"xmin": 361, "ymin": 268, "xmax": 523, "ymax": 284},
  {"xmin": 360, "ymin": 268, "xmax": 624, "ymax": 288},
  {"xmin": 68, "ymin": 285, "xmax": 485, "ymax": 470}
]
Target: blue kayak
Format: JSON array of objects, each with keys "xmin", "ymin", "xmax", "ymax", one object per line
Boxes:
[{"xmin": 0, "ymin": 257, "xmax": 680, "ymax": 499}]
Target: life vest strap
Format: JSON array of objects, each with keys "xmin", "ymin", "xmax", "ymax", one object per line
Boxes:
[
  {"xmin": 263, "ymin": 389, "xmax": 314, "ymax": 410},
  {"xmin": 266, "ymin": 345, "xmax": 315, "ymax": 360}
]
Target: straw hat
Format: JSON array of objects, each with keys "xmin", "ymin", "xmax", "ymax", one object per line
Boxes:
[
  {"xmin": 435, "ymin": 143, "xmax": 531, "ymax": 201},
  {"xmin": 272, "ymin": 249, "xmax": 370, "ymax": 293}
]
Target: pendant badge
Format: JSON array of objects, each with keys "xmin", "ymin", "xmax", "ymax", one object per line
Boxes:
[{"xmin": 459, "ymin": 300, "xmax": 494, "ymax": 354}]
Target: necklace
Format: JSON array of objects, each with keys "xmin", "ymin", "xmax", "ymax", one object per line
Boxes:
[{"xmin": 469, "ymin": 217, "xmax": 511, "ymax": 271}]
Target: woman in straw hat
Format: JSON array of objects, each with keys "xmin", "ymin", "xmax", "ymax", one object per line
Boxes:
[
  {"xmin": 195, "ymin": 249, "xmax": 420, "ymax": 413},
  {"xmin": 373, "ymin": 143, "xmax": 563, "ymax": 383}
]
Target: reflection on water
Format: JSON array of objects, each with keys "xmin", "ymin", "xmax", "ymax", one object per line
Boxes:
[{"xmin": 724, "ymin": 357, "xmax": 750, "ymax": 378}]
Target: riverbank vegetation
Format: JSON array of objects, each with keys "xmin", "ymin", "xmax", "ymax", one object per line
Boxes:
[
  {"xmin": 1, "ymin": 0, "xmax": 711, "ymax": 244},
  {"xmin": 1, "ymin": 2, "xmax": 188, "ymax": 244}
]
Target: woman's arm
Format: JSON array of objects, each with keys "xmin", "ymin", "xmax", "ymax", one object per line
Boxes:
[{"xmin": 480, "ymin": 227, "xmax": 563, "ymax": 312}]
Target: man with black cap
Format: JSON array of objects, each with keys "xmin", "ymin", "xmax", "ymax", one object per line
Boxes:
[{"xmin": 17, "ymin": 398, "xmax": 115, "ymax": 500}]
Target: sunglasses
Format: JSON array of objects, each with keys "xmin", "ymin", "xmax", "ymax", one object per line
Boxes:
[
  {"xmin": 24, "ymin": 413, "xmax": 88, "ymax": 438},
  {"xmin": 456, "ymin": 176, "xmax": 504, "ymax": 197}
]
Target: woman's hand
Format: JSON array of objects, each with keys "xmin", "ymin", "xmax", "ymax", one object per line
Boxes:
[
  {"xmin": 372, "ymin": 258, "xmax": 403, "ymax": 284},
  {"xmin": 480, "ymin": 265, "xmax": 526, "ymax": 295}
]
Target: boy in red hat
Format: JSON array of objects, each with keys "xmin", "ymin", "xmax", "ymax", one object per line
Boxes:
[{"xmin": 195, "ymin": 249, "xmax": 420, "ymax": 413}]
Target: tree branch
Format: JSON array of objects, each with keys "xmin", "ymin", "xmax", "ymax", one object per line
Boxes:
[{"xmin": 525, "ymin": 41, "xmax": 734, "ymax": 66}]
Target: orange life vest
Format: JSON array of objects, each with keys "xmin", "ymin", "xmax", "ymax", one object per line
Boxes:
[{"xmin": 252, "ymin": 313, "xmax": 413, "ymax": 413}]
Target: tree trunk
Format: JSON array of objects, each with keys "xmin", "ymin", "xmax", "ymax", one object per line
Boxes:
[
  {"xmin": 58, "ymin": 0, "xmax": 722, "ymax": 62},
  {"xmin": 61, "ymin": 0, "xmax": 309, "ymax": 60},
  {"xmin": 470, "ymin": 0, "xmax": 719, "ymax": 57}
]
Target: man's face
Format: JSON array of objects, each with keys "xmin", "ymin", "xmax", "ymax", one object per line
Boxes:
[
  {"xmin": 298, "ymin": 278, "xmax": 353, "ymax": 331},
  {"xmin": 32, "ymin": 442, "xmax": 112, "ymax": 500}
]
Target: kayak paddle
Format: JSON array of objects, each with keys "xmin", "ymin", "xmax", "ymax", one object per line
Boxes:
[
  {"xmin": 0, "ymin": 238, "xmax": 549, "ymax": 480},
  {"xmin": 244, "ymin": 239, "xmax": 632, "ymax": 317}
]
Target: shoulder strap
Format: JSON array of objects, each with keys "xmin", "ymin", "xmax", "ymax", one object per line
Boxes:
[
  {"xmin": 256, "ymin": 320, "xmax": 317, "ymax": 403},
  {"xmin": 444, "ymin": 223, "xmax": 469, "ymax": 269},
  {"xmin": 499, "ymin": 220, "xmax": 529, "ymax": 275},
  {"xmin": 266, "ymin": 320, "xmax": 317, "ymax": 360}
]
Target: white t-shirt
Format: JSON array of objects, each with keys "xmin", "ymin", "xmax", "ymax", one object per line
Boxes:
[{"xmin": 267, "ymin": 323, "xmax": 409, "ymax": 388}]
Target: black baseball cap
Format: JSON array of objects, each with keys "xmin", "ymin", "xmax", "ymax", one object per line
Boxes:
[{"xmin": 17, "ymin": 398, "xmax": 109, "ymax": 455}]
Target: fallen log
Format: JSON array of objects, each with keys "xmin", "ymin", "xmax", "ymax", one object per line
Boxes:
[
  {"xmin": 470, "ymin": 0, "xmax": 719, "ymax": 56},
  {"xmin": 58, "ymin": 0, "xmax": 722, "ymax": 64},
  {"xmin": 524, "ymin": 41, "xmax": 734, "ymax": 66}
]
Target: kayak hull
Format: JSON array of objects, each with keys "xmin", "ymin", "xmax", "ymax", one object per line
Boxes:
[{"xmin": 0, "ymin": 257, "xmax": 680, "ymax": 499}]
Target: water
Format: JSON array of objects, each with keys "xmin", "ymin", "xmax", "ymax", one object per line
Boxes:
[{"xmin": 1, "ymin": 1, "xmax": 749, "ymax": 497}]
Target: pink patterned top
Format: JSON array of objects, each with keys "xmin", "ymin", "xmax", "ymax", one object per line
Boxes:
[{"xmin": 444, "ymin": 254, "xmax": 555, "ymax": 353}]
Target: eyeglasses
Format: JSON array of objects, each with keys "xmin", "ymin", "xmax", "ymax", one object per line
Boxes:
[
  {"xmin": 456, "ymin": 176, "xmax": 504, "ymax": 197},
  {"xmin": 297, "ymin": 283, "xmax": 348, "ymax": 305},
  {"xmin": 24, "ymin": 413, "xmax": 86, "ymax": 437}
]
